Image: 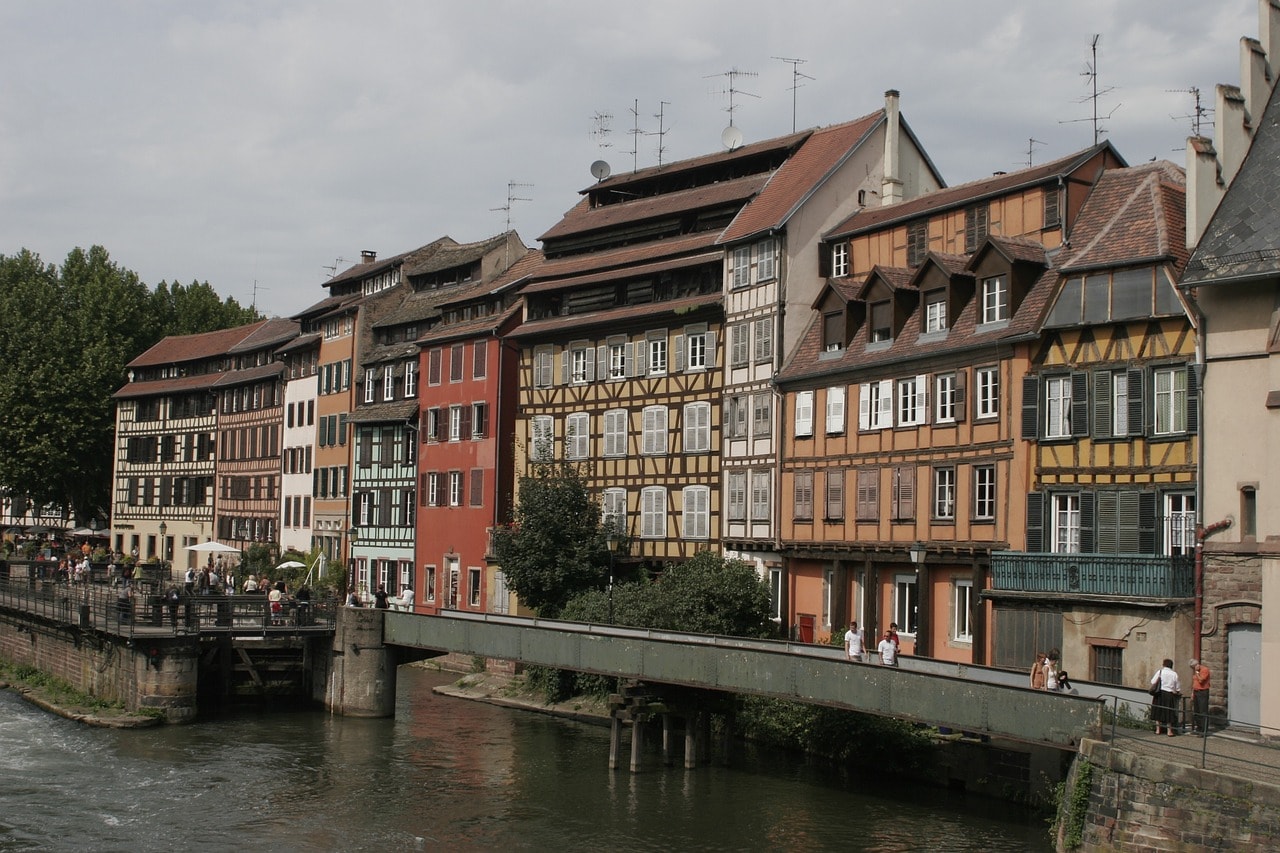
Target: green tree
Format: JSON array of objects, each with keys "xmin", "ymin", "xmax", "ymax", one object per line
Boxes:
[
  {"xmin": 150, "ymin": 279, "xmax": 259, "ymax": 336},
  {"xmin": 491, "ymin": 457, "xmax": 609, "ymax": 618}
]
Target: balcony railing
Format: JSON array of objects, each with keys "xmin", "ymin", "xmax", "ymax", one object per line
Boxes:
[{"xmin": 990, "ymin": 551, "xmax": 1194, "ymax": 599}]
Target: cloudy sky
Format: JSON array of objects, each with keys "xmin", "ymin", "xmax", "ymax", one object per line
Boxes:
[{"xmin": 0, "ymin": 1, "xmax": 1260, "ymax": 318}]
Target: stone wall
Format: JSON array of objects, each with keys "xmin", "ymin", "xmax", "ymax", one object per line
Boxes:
[
  {"xmin": 1060, "ymin": 738, "xmax": 1280, "ymax": 851},
  {"xmin": 1200, "ymin": 547, "xmax": 1263, "ymax": 719}
]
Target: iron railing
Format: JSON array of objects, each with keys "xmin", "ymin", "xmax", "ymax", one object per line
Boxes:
[{"xmin": 990, "ymin": 552, "xmax": 1194, "ymax": 598}]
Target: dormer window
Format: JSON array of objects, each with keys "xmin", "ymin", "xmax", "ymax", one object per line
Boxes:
[
  {"xmin": 980, "ymin": 275, "xmax": 1008, "ymax": 324},
  {"xmin": 832, "ymin": 243, "xmax": 849, "ymax": 278},
  {"xmin": 869, "ymin": 300, "xmax": 892, "ymax": 343},
  {"xmin": 822, "ymin": 311, "xmax": 844, "ymax": 352},
  {"xmin": 907, "ymin": 221, "xmax": 928, "ymax": 267},
  {"xmin": 924, "ymin": 289, "xmax": 947, "ymax": 333}
]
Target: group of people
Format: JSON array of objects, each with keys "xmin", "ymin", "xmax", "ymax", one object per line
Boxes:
[
  {"xmin": 1149, "ymin": 658, "xmax": 1212, "ymax": 736},
  {"xmin": 842, "ymin": 621, "xmax": 902, "ymax": 666},
  {"xmin": 1030, "ymin": 649, "xmax": 1074, "ymax": 693}
]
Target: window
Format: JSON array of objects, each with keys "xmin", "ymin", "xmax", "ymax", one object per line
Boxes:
[
  {"xmin": 753, "ymin": 318, "xmax": 774, "ymax": 363},
  {"xmin": 894, "ymin": 574, "xmax": 918, "ymax": 635},
  {"xmin": 750, "ymin": 471, "xmax": 771, "ymax": 521},
  {"xmin": 897, "ymin": 375, "xmax": 925, "ymax": 427},
  {"xmin": 382, "ymin": 365, "xmax": 395, "ymax": 401},
  {"xmin": 469, "ymin": 567, "xmax": 481, "ymax": 607},
  {"xmin": 831, "ymin": 242, "xmax": 849, "ymax": 277},
  {"xmin": 473, "ymin": 341, "xmax": 487, "ymax": 379},
  {"xmin": 935, "ymin": 373, "xmax": 958, "ymax": 424},
  {"xmin": 752, "ymin": 393, "xmax": 772, "ymax": 438},
  {"xmin": 822, "ymin": 312, "xmax": 844, "ymax": 352},
  {"xmin": 757, "ymin": 238, "xmax": 777, "ymax": 281},
  {"xmin": 980, "ymin": 275, "xmax": 1008, "ymax": 324},
  {"xmin": 469, "ymin": 469, "xmax": 483, "ymax": 507},
  {"xmin": 682, "ymin": 486, "xmax": 710, "ymax": 539},
  {"xmin": 569, "ymin": 344, "xmax": 592, "ymax": 384},
  {"xmin": 471, "ymin": 402, "xmax": 487, "ymax": 439},
  {"xmin": 641, "ymin": 487, "xmax": 666, "ymax": 538},
  {"xmin": 964, "ymin": 203, "xmax": 989, "ymax": 252},
  {"xmin": 530, "ymin": 415, "xmax": 554, "ymax": 461},
  {"xmin": 869, "ymin": 301, "xmax": 892, "ymax": 343},
  {"xmin": 449, "ymin": 471, "xmax": 463, "ymax": 507},
  {"xmin": 933, "ymin": 467, "xmax": 956, "ymax": 520},
  {"xmin": 727, "ymin": 471, "xmax": 747, "ymax": 521},
  {"xmin": 449, "ymin": 405, "xmax": 462, "ymax": 442},
  {"xmin": 907, "ymin": 221, "xmax": 928, "ymax": 267},
  {"xmin": 647, "ymin": 335, "xmax": 667, "ymax": 375},
  {"xmin": 973, "ymin": 465, "xmax": 995, "ymax": 520},
  {"xmin": 924, "ymin": 290, "xmax": 946, "ymax": 332},
  {"xmin": 608, "ymin": 340, "xmax": 628, "ymax": 380},
  {"xmin": 891, "ymin": 466, "xmax": 915, "ymax": 521},
  {"xmin": 1044, "ymin": 376, "xmax": 1072, "ymax": 439},
  {"xmin": 642, "ymin": 406, "xmax": 668, "ymax": 455},
  {"xmin": 793, "ymin": 471, "xmax": 814, "ymax": 521},
  {"xmin": 825, "ymin": 386, "xmax": 845, "ymax": 434},
  {"xmin": 794, "ymin": 390, "xmax": 814, "ymax": 437},
  {"xmin": 534, "ymin": 346, "xmax": 555, "ymax": 388},
  {"xmin": 1165, "ymin": 493, "xmax": 1195, "ymax": 557},
  {"xmin": 603, "ymin": 409, "xmax": 627, "ymax": 457},
  {"xmin": 730, "ymin": 324, "xmax": 749, "ymax": 367},
  {"xmin": 856, "ymin": 468, "xmax": 879, "ymax": 521},
  {"xmin": 449, "ymin": 344, "xmax": 464, "ymax": 382},
  {"xmin": 952, "ymin": 580, "xmax": 973, "ymax": 642},
  {"xmin": 684, "ymin": 330, "xmax": 709, "ymax": 371},
  {"xmin": 975, "ymin": 367, "xmax": 999, "ymax": 419},
  {"xmin": 1093, "ymin": 644, "xmax": 1124, "ymax": 686},
  {"xmin": 1242, "ymin": 486, "xmax": 1258, "ymax": 538},
  {"xmin": 858, "ymin": 380, "xmax": 893, "ymax": 431},
  {"xmin": 1153, "ymin": 366, "xmax": 1188, "ymax": 435},
  {"xmin": 425, "ymin": 565, "xmax": 437, "ymax": 602},
  {"xmin": 404, "ymin": 361, "xmax": 416, "ymax": 397},
  {"xmin": 1051, "ymin": 493, "xmax": 1081, "ymax": 553},
  {"xmin": 602, "ymin": 488, "xmax": 627, "ymax": 533},
  {"xmin": 732, "ymin": 245, "xmax": 752, "ymax": 288},
  {"xmin": 768, "ymin": 568, "xmax": 783, "ymax": 621},
  {"xmin": 363, "ymin": 368, "xmax": 375, "ymax": 403},
  {"xmin": 683, "ymin": 402, "xmax": 711, "ymax": 453},
  {"xmin": 824, "ymin": 469, "xmax": 844, "ymax": 520},
  {"xmin": 726, "ymin": 395, "xmax": 748, "ymax": 439},
  {"xmin": 566, "ymin": 412, "xmax": 590, "ymax": 459}
]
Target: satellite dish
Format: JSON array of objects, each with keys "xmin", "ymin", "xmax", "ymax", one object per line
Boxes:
[
  {"xmin": 590, "ymin": 159, "xmax": 612, "ymax": 181},
  {"xmin": 721, "ymin": 125, "xmax": 744, "ymax": 151}
]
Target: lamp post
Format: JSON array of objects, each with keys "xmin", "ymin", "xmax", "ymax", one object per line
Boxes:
[
  {"xmin": 347, "ymin": 525, "xmax": 358, "ymax": 603},
  {"xmin": 158, "ymin": 521, "xmax": 168, "ymax": 581},
  {"xmin": 908, "ymin": 541, "xmax": 926, "ymax": 658},
  {"xmin": 605, "ymin": 529, "xmax": 621, "ymax": 624}
]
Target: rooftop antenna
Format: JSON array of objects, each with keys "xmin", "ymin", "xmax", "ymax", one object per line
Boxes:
[
  {"xmin": 251, "ymin": 279, "xmax": 267, "ymax": 313},
  {"xmin": 1168, "ymin": 86, "xmax": 1211, "ymax": 138},
  {"xmin": 491, "ymin": 180, "xmax": 533, "ymax": 232},
  {"xmin": 706, "ymin": 67, "xmax": 760, "ymax": 129},
  {"xmin": 774, "ymin": 56, "xmax": 814, "ymax": 133},
  {"xmin": 1060, "ymin": 34, "xmax": 1119, "ymax": 144},
  {"xmin": 590, "ymin": 111, "xmax": 614, "ymax": 150},
  {"xmin": 648, "ymin": 101, "xmax": 671, "ymax": 166},
  {"xmin": 626, "ymin": 98, "xmax": 642, "ymax": 172},
  {"xmin": 322, "ymin": 257, "xmax": 348, "ymax": 278},
  {"xmin": 1026, "ymin": 138, "xmax": 1046, "ymax": 168}
]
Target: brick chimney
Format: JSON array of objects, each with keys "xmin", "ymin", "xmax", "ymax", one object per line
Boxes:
[
  {"xmin": 361, "ymin": 250, "xmax": 377, "ymax": 264},
  {"xmin": 881, "ymin": 89, "xmax": 904, "ymax": 205}
]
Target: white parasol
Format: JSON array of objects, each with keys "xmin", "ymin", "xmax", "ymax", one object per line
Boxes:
[
  {"xmin": 184, "ymin": 541, "xmax": 241, "ymax": 553},
  {"xmin": 276, "ymin": 560, "xmax": 306, "ymax": 569}
]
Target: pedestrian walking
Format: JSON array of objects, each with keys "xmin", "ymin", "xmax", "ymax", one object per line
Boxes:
[
  {"xmin": 844, "ymin": 621, "xmax": 864, "ymax": 662},
  {"xmin": 1150, "ymin": 658, "xmax": 1182, "ymax": 736},
  {"xmin": 1030, "ymin": 651, "xmax": 1047, "ymax": 690},
  {"xmin": 878, "ymin": 631, "xmax": 899, "ymax": 667}
]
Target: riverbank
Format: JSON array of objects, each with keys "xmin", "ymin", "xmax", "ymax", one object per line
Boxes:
[
  {"xmin": 0, "ymin": 664, "xmax": 161, "ymax": 728},
  {"xmin": 421, "ymin": 661, "xmax": 612, "ymax": 726}
]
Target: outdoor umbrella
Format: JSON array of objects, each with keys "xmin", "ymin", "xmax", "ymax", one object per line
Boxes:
[
  {"xmin": 276, "ymin": 560, "xmax": 306, "ymax": 569},
  {"xmin": 184, "ymin": 541, "xmax": 241, "ymax": 553}
]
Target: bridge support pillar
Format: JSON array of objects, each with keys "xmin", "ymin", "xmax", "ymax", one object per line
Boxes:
[
  {"xmin": 661, "ymin": 713, "xmax": 673, "ymax": 767},
  {"xmin": 324, "ymin": 607, "xmax": 396, "ymax": 717},
  {"xmin": 684, "ymin": 713, "xmax": 699, "ymax": 769},
  {"xmin": 629, "ymin": 711, "xmax": 644, "ymax": 773},
  {"xmin": 608, "ymin": 712, "xmax": 622, "ymax": 770}
]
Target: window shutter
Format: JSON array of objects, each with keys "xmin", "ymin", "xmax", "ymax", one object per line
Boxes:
[
  {"xmin": 624, "ymin": 342, "xmax": 633, "ymax": 377},
  {"xmin": 795, "ymin": 391, "xmax": 813, "ymax": 436},
  {"xmin": 878, "ymin": 381, "xmax": 893, "ymax": 426},
  {"xmin": 1070, "ymin": 371, "xmax": 1089, "ymax": 438},
  {"xmin": 1127, "ymin": 368, "xmax": 1145, "ymax": 436},
  {"xmin": 419, "ymin": 473, "xmax": 429, "ymax": 506},
  {"xmin": 1026, "ymin": 492, "xmax": 1044, "ymax": 552},
  {"xmin": 559, "ymin": 348, "xmax": 569, "ymax": 385},
  {"xmin": 585, "ymin": 349, "xmax": 596, "ymax": 382},
  {"xmin": 1184, "ymin": 364, "xmax": 1199, "ymax": 434},
  {"xmin": 825, "ymin": 469, "xmax": 844, "ymax": 519},
  {"xmin": 1020, "ymin": 376, "xmax": 1039, "ymax": 439},
  {"xmin": 597, "ymin": 345, "xmax": 607, "ymax": 380},
  {"xmin": 954, "ymin": 371, "xmax": 967, "ymax": 422},
  {"xmin": 674, "ymin": 334, "xmax": 685, "ymax": 372},
  {"xmin": 705, "ymin": 332, "xmax": 717, "ymax": 368},
  {"xmin": 635, "ymin": 340, "xmax": 648, "ymax": 376},
  {"xmin": 1093, "ymin": 370, "xmax": 1113, "ymax": 438},
  {"xmin": 434, "ymin": 409, "xmax": 445, "ymax": 442},
  {"xmin": 1138, "ymin": 491, "xmax": 1157, "ymax": 554},
  {"xmin": 1079, "ymin": 491, "xmax": 1096, "ymax": 553},
  {"xmin": 1096, "ymin": 491, "xmax": 1118, "ymax": 553},
  {"xmin": 380, "ymin": 489, "xmax": 392, "ymax": 527},
  {"xmin": 338, "ymin": 413, "xmax": 348, "ymax": 446},
  {"xmin": 915, "ymin": 373, "xmax": 928, "ymax": 424},
  {"xmin": 894, "ymin": 466, "xmax": 915, "ymax": 520},
  {"xmin": 858, "ymin": 384, "xmax": 871, "ymax": 431},
  {"xmin": 460, "ymin": 405, "xmax": 471, "ymax": 438}
]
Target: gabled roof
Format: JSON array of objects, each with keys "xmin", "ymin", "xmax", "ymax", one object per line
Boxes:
[
  {"xmin": 855, "ymin": 265, "xmax": 915, "ymax": 300},
  {"xmin": 403, "ymin": 232, "xmax": 513, "ymax": 278},
  {"xmin": 826, "ymin": 142, "xmax": 1125, "ymax": 240},
  {"xmin": 974, "ymin": 235, "xmax": 1051, "ymax": 268},
  {"xmin": 523, "ymin": 231, "xmax": 719, "ymax": 293},
  {"xmin": 324, "ymin": 237, "xmax": 457, "ymax": 288},
  {"xmin": 226, "ymin": 317, "xmax": 299, "ymax": 354},
  {"xmin": 127, "ymin": 320, "xmax": 271, "ymax": 368},
  {"xmin": 717, "ymin": 111, "xmax": 883, "ymax": 244},
  {"xmin": 1057, "ymin": 161, "xmax": 1187, "ymax": 274},
  {"xmin": 1183, "ymin": 78, "xmax": 1280, "ymax": 286}
]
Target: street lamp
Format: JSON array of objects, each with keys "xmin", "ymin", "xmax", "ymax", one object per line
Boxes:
[
  {"xmin": 158, "ymin": 521, "xmax": 168, "ymax": 578},
  {"xmin": 909, "ymin": 541, "xmax": 926, "ymax": 657},
  {"xmin": 605, "ymin": 529, "xmax": 621, "ymax": 624},
  {"xmin": 347, "ymin": 525, "xmax": 358, "ymax": 602}
]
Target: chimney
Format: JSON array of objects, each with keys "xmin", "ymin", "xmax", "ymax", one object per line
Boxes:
[
  {"xmin": 361, "ymin": 250, "xmax": 377, "ymax": 264},
  {"xmin": 881, "ymin": 89, "xmax": 904, "ymax": 205}
]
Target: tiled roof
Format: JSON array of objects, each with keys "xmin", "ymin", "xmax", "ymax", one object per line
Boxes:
[
  {"xmin": 856, "ymin": 265, "xmax": 915, "ymax": 299},
  {"xmin": 112, "ymin": 372, "xmax": 224, "ymax": 400},
  {"xmin": 827, "ymin": 142, "xmax": 1123, "ymax": 239},
  {"xmin": 417, "ymin": 302, "xmax": 523, "ymax": 347},
  {"xmin": 1057, "ymin": 161, "xmax": 1187, "ymax": 274},
  {"xmin": 538, "ymin": 173, "xmax": 770, "ymax": 243},
  {"xmin": 126, "ymin": 320, "xmax": 270, "ymax": 368},
  {"xmin": 526, "ymin": 231, "xmax": 720, "ymax": 285},
  {"xmin": 403, "ymin": 232, "xmax": 512, "ymax": 277},
  {"xmin": 1183, "ymin": 78, "xmax": 1280, "ymax": 286},
  {"xmin": 325, "ymin": 237, "xmax": 456, "ymax": 287},
  {"xmin": 347, "ymin": 400, "xmax": 419, "ymax": 424},
  {"xmin": 212, "ymin": 362, "xmax": 285, "ymax": 389},
  {"xmin": 982, "ymin": 235, "xmax": 1050, "ymax": 267},
  {"xmin": 226, "ymin": 317, "xmax": 299, "ymax": 354},
  {"xmin": 521, "ymin": 250, "xmax": 721, "ymax": 295},
  {"xmin": 275, "ymin": 331, "xmax": 321, "ymax": 355},
  {"xmin": 718, "ymin": 111, "xmax": 883, "ymax": 244},
  {"xmin": 434, "ymin": 249, "xmax": 544, "ymax": 311},
  {"xmin": 509, "ymin": 293, "xmax": 721, "ymax": 340},
  {"xmin": 292, "ymin": 291, "xmax": 357, "ymax": 321}
]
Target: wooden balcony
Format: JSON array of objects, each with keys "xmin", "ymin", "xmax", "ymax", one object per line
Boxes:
[{"xmin": 990, "ymin": 552, "xmax": 1194, "ymax": 599}]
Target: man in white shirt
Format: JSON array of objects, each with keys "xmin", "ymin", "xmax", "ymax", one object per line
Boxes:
[
  {"xmin": 878, "ymin": 631, "xmax": 899, "ymax": 667},
  {"xmin": 843, "ymin": 621, "xmax": 864, "ymax": 662}
]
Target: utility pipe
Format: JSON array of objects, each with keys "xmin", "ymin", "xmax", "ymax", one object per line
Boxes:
[{"xmin": 1194, "ymin": 517, "xmax": 1232, "ymax": 660}]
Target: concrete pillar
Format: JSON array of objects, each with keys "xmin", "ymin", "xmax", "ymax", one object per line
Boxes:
[
  {"xmin": 609, "ymin": 712, "xmax": 622, "ymax": 770},
  {"xmin": 324, "ymin": 607, "xmax": 396, "ymax": 717},
  {"xmin": 662, "ymin": 713, "xmax": 673, "ymax": 766},
  {"xmin": 629, "ymin": 713, "xmax": 644, "ymax": 773},
  {"xmin": 132, "ymin": 639, "xmax": 198, "ymax": 723},
  {"xmin": 684, "ymin": 713, "xmax": 699, "ymax": 769}
]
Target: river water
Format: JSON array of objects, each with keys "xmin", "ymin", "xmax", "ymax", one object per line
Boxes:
[{"xmin": 0, "ymin": 667, "xmax": 1050, "ymax": 852}]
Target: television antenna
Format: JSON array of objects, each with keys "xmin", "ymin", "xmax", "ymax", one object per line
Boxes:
[
  {"xmin": 625, "ymin": 98, "xmax": 642, "ymax": 172},
  {"xmin": 251, "ymin": 279, "xmax": 267, "ymax": 313},
  {"xmin": 491, "ymin": 180, "xmax": 533, "ymax": 231},
  {"xmin": 590, "ymin": 111, "xmax": 614, "ymax": 150},
  {"xmin": 1026, "ymin": 138, "xmax": 1046, "ymax": 168},
  {"xmin": 1060, "ymin": 34, "xmax": 1119, "ymax": 144},
  {"xmin": 706, "ymin": 67, "xmax": 760, "ymax": 128},
  {"xmin": 774, "ymin": 56, "xmax": 814, "ymax": 132},
  {"xmin": 322, "ymin": 257, "xmax": 348, "ymax": 278},
  {"xmin": 648, "ymin": 101, "xmax": 672, "ymax": 166},
  {"xmin": 1168, "ymin": 86, "xmax": 1211, "ymax": 138}
]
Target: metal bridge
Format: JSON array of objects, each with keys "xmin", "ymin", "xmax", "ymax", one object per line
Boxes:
[{"xmin": 383, "ymin": 609, "xmax": 1104, "ymax": 749}]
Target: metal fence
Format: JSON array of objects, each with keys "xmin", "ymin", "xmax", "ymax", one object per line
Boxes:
[{"xmin": 991, "ymin": 552, "xmax": 1194, "ymax": 598}]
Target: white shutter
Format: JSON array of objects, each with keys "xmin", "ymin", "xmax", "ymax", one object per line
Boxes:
[
  {"xmin": 558, "ymin": 348, "xmax": 569, "ymax": 385},
  {"xmin": 635, "ymin": 339, "xmax": 648, "ymax": 376},
  {"xmin": 705, "ymin": 331, "xmax": 717, "ymax": 369},
  {"xmin": 597, "ymin": 345, "xmax": 608, "ymax": 380},
  {"xmin": 796, "ymin": 390, "xmax": 814, "ymax": 436},
  {"xmin": 878, "ymin": 381, "xmax": 893, "ymax": 428},
  {"xmin": 858, "ymin": 384, "xmax": 871, "ymax": 431},
  {"xmin": 674, "ymin": 334, "xmax": 685, "ymax": 372},
  {"xmin": 826, "ymin": 386, "xmax": 846, "ymax": 434},
  {"xmin": 914, "ymin": 374, "xmax": 928, "ymax": 424}
]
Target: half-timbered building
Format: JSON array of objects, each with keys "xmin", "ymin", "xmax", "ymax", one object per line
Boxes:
[{"xmin": 278, "ymin": 332, "xmax": 320, "ymax": 555}]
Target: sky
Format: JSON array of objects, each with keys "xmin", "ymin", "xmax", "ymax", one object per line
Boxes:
[{"xmin": 0, "ymin": 1, "xmax": 1261, "ymax": 319}]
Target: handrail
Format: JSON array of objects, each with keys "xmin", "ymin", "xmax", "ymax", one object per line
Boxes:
[{"xmin": 1098, "ymin": 692, "xmax": 1280, "ymax": 773}]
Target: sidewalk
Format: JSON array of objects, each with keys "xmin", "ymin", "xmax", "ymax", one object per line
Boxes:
[{"xmin": 1106, "ymin": 725, "xmax": 1280, "ymax": 788}]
